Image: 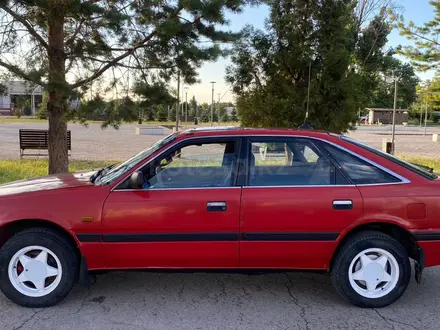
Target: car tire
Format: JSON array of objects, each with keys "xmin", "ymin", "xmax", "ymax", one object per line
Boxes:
[
  {"xmin": 331, "ymin": 230, "xmax": 411, "ymax": 308},
  {"xmin": 0, "ymin": 228, "xmax": 79, "ymax": 308}
]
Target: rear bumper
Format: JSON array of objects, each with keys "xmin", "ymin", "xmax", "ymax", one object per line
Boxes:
[{"xmin": 417, "ymin": 241, "xmax": 440, "ymax": 267}]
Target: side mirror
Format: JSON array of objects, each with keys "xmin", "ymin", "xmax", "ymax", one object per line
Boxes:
[{"xmin": 130, "ymin": 171, "xmax": 145, "ymax": 189}]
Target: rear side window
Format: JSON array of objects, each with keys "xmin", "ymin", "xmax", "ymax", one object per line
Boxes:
[
  {"xmin": 322, "ymin": 144, "xmax": 402, "ymax": 185},
  {"xmin": 248, "ymin": 138, "xmax": 349, "ymax": 186}
]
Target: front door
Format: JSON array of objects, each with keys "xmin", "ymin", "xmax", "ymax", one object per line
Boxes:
[
  {"xmin": 102, "ymin": 137, "xmax": 241, "ymax": 269},
  {"xmin": 239, "ymin": 137, "xmax": 363, "ymax": 269}
]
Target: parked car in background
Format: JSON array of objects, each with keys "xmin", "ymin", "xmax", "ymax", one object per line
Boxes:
[
  {"xmin": 359, "ymin": 115, "xmax": 369, "ymax": 124},
  {"xmin": 0, "ymin": 127, "xmax": 439, "ymax": 308}
]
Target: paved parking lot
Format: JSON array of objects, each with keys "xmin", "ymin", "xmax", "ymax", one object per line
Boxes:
[
  {"xmin": 0, "ymin": 122, "xmax": 172, "ymax": 161},
  {"xmin": 346, "ymin": 125, "xmax": 440, "ymax": 158},
  {"xmin": 1, "ymin": 122, "xmax": 440, "ymax": 160},
  {"xmin": 0, "ymin": 269, "xmax": 439, "ymax": 330}
]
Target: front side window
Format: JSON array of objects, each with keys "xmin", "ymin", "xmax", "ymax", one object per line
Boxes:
[
  {"xmin": 122, "ymin": 139, "xmax": 239, "ymax": 189},
  {"xmin": 96, "ymin": 133, "xmax": 177, "ymax": 185},
  {"xmin": 322, "ymin": 143, "xmax": 402, "ymax": 185},
  {"xmin": 248, "ymin": 138, "xmax": 347, "ymax": 186}
]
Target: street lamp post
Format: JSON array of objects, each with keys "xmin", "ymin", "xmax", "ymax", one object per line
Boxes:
[
  {"xmin": 175, "ymin": 71, "xmax": 180, "ymax": 131},
  {"xmin": 184, "ymin": 87, "xmax": 189, "ymax": 123},
  {"xmin": 217, "ymin": 93, "xmax": 221, "ymax": 123},
  {"xmin": 425, "ymin": 97, "xmax": 428, "ymax": 136},
  {"xmin": 391, "ymin": 77, "xmax": 398, "ymax": 155},
  {"xmin": 210, "ymin": 81, "xmax": 216, "ymax": 126}
]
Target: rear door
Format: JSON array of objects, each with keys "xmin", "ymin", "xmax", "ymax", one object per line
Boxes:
[
  {"xmin": 102, "ymin": 137, "xmax": 242, "ymax": 269},
  {"xmin": 239, "ymin": 136, "xmax": 363, "ymax": 269}
]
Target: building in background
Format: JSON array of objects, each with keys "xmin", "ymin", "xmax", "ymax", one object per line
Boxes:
[
  {"xmin": 224, "ymin": 106, "xmax": 236, "ymax": 115},
  {"xmin": 0, "ymin": 81, "xmax": 44, "ymax": 115},
  {"xmin": 366, "ymin": 108, "xmax": 410, "ymax": 125}
]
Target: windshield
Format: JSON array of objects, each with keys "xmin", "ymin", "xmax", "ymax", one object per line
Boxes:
[
  {"xmin": 341, "ymin": 136, "xmax": 438, "ymax": 180},
  {"xmin": 95, "ymin": 133, "xmax": 178, "ymax": 185}
]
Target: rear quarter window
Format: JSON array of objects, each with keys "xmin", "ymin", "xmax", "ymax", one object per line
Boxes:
[
  {"xmin": 340, "ymin": 137, "xmax": 437, "ymax": 181},
  {"xmin": 322, "ymin": 143, "xmax": 402, "ymax": 185}
]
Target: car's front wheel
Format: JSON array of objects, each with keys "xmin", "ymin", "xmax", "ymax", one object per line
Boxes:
[
  {"xmin": 331, "ymin": 230, "xmax": 411, "ymax": 308},
  {"xmin": 0, "ymin": 228, "xmax": 78, "ymax": 307}
]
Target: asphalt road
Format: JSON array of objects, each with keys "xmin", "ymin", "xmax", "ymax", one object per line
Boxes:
[{"xmin": 0, "ymin": 268, "xmax": 439, "ymax": 330}]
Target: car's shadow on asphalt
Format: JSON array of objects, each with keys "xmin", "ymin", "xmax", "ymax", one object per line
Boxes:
[
  {"xmin": 1, "ymin": 269, "xmax": 439, "ymax": 329},
  {"xmin": 70, "ymin": 267, "xmax": 434, "ymax": 306}
]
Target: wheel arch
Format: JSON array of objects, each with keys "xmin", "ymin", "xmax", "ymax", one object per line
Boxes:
[
  {"xmin": 330, "ymin": 221, "xmax": 419, "ymax": 271},
  {"xmin": 0, "ymin": 218, "xmax": 80, "ymax": 252}
]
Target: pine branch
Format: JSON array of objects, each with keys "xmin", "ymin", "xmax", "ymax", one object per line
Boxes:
[
  {"xmin": 132, "ymin": 51, "xmax": 150, "ymax": 83},
  {"xmin": 0, "ymin": 4, "xmax": 49, "ymax": 50},
  {"xmin": 402, "ymin": 29, "xmax": 440, "ymax": 47},
  {"xmin": 0, "ymin": 20, "xmax": 16, "ymax": 47},
  {"xmin": 66, "ymin": 57, "xmax": 76, "ymax": 73},
  {"xmin": 65, "ymin": 20, "xmax": 85, "ymax": 48},
  {"xmin": 82, "ymin": 55, "xmax": 177, "ymax": 70},
  {"xmin": 70, "ymin": 30, "xmax": 158, "ymax": 89},
  {"xmin": 70, "ymin": 4, "xmax": 185, "ymax": 89},
  {"xmin": 0, "ymin": 59, "xmax": 46, "ymax": 87}
]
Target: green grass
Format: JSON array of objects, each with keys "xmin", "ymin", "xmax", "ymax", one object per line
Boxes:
[
  {"xmin": 0, "ymin": 159, "xmax": 113, "ymax": 184},
  {"xmin": 1, "ymin": 155, "xmax": 438, "ymax": 185},
  {"xmin": 0, "ymin": 118, "xmax": 108, "ymax": 124},
  {"xmin": 0, "ymin": 118, "xmax": 49, "ymax": 124},
  {"xmin": 399, "ymin": 155, "xmax": 440, "ymax": 173}
]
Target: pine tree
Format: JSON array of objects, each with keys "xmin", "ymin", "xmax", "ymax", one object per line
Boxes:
[
  {"xmin": 156, "ymin": 105, "xmax": 168, "ymax": 122},
  {"xmin": 168, "ymin": 105, "xmax": 176, "ymax": 122},
  {"xmin": 227, "ymin": 0, "xmax": 364, "ymax": 132},
  {"xmin": 394, "ymin": 1, "xmax": 440, "ymax": 71},
  {"xmin": 199, "ymin": 103, "xmax": 210, "ymax": 122},
  {"xmin": 230, "ymin": 108, "xmax": 238, "ymax": 122},
  {"xmin": 189, "ymin": 96, "xmax": 198, "ymax": 118},
  {"xmin": 221, "ymin": 111, "xmax": 230, "ymax": 122},
  {"xmin": 0, "ymin": 0, "xmax": 257, "ymax": 173},
  {"xmin": 36, "ymin": 92, "xmax": 49, "ymax": 119},
  {"xmin": 146, "ymin": 108, "xmax": 155, "ymax": 121}
]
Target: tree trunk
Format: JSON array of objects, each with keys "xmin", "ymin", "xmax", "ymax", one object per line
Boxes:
[
  {"xmin": 48, "ymin": 105, "xmax": 68, "ymax": 174},
  {"xmin": 47, "ymin": 3, "xmax": 68, "ymax": 174}
]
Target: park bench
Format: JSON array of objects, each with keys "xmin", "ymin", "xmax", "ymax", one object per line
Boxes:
[{"xmin": 19, "ymin": 129, "xmax": 71, "ymax": 157}]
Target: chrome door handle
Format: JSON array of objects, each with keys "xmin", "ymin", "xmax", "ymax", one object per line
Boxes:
[
  {"xmin": 207, "ymin": 201, "xmax": 227, "ymax": 212},
  {"xmin": 333, "ymin": 200, "xmax": 353, "ymax": 210}
]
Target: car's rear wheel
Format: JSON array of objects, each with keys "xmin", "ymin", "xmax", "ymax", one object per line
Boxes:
[
  {"xmin": 0, "ymin": 228, "xmax": 78, "ymax": 307},
  {"xmin": 331, "ymin": 230, "xmax": 411, "ymax": 308}
]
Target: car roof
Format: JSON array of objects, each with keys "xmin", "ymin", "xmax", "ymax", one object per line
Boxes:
[{"xmin": 179, "ymin": 126, "xmax": 335, "ymax": 138}]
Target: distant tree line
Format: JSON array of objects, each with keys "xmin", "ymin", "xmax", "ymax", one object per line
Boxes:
[{"xmin": 36, "ymin": 92, "xmax": 239, "ymax": 125}]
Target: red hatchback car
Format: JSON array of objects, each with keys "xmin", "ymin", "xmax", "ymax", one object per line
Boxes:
[{"xmin": 0, "ymin": 127, "xmax": 439, "ymax": 308}]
